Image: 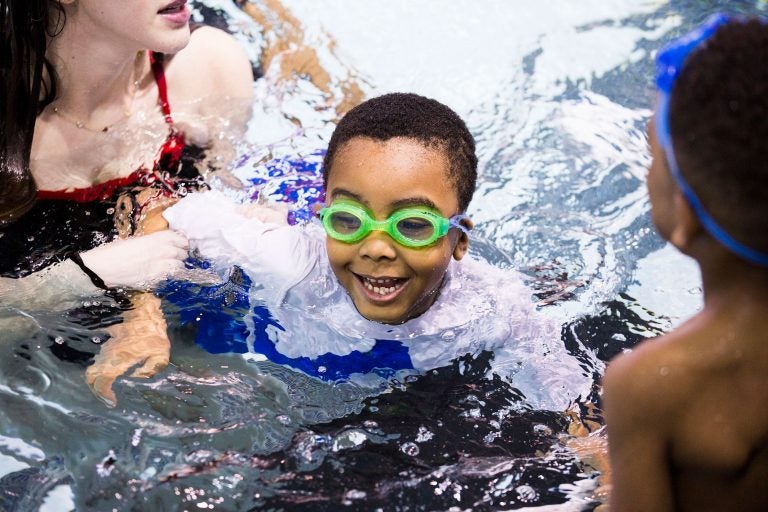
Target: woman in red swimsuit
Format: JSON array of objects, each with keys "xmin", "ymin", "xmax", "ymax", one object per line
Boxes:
[{"xmin": 0, "ymin": 0, "xmax": 253, "ymax": 404}]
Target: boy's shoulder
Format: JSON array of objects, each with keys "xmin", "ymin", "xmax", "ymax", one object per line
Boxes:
[
  {"xmin": 605, "ymin": 309, "xmax": 768, "ymax": 401},
  {"xmin": 603, "ymin": 310, "xmax": 758, "ymax": 433},
  {"xmin": 603, "ymin": 325, "xmax": 701, "ymax": 424}
]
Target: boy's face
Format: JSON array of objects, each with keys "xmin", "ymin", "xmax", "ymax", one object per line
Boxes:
[
  {"xmin": 324, "ymin": 136, "xmax": 470, "ymax": 324},
  {"xmin": 646, "ymin": 118, "xmax": 677, "ymax": 242}
]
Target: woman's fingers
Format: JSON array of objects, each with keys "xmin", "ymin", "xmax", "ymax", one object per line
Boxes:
[
  {"xmin": 85, "ymin": 357, "xmax": 134, "ymax": 408},
  {"xmin": 131, "ymin": 353, "xmax": 170, "ymax": 379}
]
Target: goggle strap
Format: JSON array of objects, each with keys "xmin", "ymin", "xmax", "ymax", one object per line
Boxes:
[
  {"xmin": 655, "ymin": 12, "xmax": 768, "ymax": 267},
  {"xmin": 449, "ymin": 214, "xmax": 471, "ymax": 234}
]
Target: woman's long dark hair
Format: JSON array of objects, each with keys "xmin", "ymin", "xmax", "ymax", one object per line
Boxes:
[{"xmin": 0, "ymin": 0, "xmax": 61, "ymax": 225}]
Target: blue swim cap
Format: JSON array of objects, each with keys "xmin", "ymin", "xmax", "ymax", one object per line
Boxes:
[{"xmin": 655, "ymin": 13, "xmax": 768, "ymax": 267}]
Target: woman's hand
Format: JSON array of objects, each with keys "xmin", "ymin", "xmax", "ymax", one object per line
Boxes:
[
  {"xmin": 85, "ymin": 294, "xmax": 171, "ymax": 407},
  {"xmin": 80, "ymin": 230, "xmax": 189, "ymax": 289}
]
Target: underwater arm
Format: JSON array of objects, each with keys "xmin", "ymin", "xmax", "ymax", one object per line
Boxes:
[
  {"xmin": 237, "ymin": 0, "xmax": 364, "ymax": 117},
  {"xmin": 85, "ymin": 293, "xmax": 170, "ymax": 407},
  {"xmin": 602, "ymin": 354, "xmax": 676, "ymax": 512},
  {"xmin": 81, "ymin": 216, "xmax": 188, "ymax": 405},
  {"xmin": 84, "ymin": 191, "xmax": 306, "ymax": 403}
]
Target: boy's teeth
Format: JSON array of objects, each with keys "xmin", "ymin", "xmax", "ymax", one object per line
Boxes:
[{"xmin": 363, "ymin": 277, "xmax": 402, "ymax": 296}]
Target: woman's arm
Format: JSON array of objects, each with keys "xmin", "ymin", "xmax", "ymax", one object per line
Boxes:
[
  {"xmin": 82, "ymin": 25, "xmax": 254, "ymax": 405},
  {"xmin": 85, "ymin": 293, "xmax": 170, "ymax": 407}
]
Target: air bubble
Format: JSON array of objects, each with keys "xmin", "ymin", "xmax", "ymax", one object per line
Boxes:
[
  {"xmin": 400, "ymin": 442, "xmax": 419, "ymax": 456},
  {"xmin": 515, "ymin": 484, "xmax": 538, "ymax": 503}
]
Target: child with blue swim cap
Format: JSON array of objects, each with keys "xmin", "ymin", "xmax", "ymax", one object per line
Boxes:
[
  {"xmin": 164, "ymin": 93, "xmax": 590, "ymax": 411},
  {"xmin": 603, "ymin": 14, "xmax": 768, "ymax": 511}
]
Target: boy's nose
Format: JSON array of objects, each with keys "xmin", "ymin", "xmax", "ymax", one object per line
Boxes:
[{"xmin": 358, "ymin": 231, "xmax": 398, "ymax": 261}]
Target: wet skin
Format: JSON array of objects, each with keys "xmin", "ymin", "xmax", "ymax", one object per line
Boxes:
[
  {"xmin": 324, "ymin": 136, "xmax": 470, "ymax": 324},
  {"xmin": 645, "ymin": 119, "xmax": 678, "ymax": 242}
]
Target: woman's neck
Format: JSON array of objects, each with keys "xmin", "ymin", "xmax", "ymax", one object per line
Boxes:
[{"xmin": 45, "ymin": 27, "xmax": 148, "ymax": 128}]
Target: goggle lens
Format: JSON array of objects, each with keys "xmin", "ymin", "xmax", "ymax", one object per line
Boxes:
[
  {"xmin": 395, "ymin": 216, "xmax": 436, "ymax": 242},
  {"xmin": 319, "ymin": 200, "xmax": 469, "ymax": 248},
  {"xmin": 328, "ymin": 210, "xmax": 363, "ymax": 236}
]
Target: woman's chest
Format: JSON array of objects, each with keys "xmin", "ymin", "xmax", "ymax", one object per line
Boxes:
[
  {"xmin": 31, "ymin": 120, "xmax": 166, "ymax": 191},
  {"xmin": 30, "ymin": 108, "xmax": 210, "ymax": 192}
]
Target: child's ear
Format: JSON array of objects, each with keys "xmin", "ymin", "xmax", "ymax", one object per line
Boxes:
[
  {"xmin": 452, "ymin": 218, "xmax": 474, "ymax": 261},
  {"xmin": 668, "ymin": 191, "xmax": 701, "ymax": 252}
]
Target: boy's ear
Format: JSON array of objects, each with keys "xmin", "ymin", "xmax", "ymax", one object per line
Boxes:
[
  {"xmin": 452, "ymin": 218, "xmax": 474, "ymax": 261},
  {"xmin": 668, "ymin": 191, "xmax": 701, "ymax": 252}
]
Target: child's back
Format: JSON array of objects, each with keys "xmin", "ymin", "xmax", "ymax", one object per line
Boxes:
[
  {"xmin": 605, "ymin": 293, "xmax": 768, "ymax": 510},
  {"xmin": 603, "ymin": 14, "xmax": 768, "ymax": 511}
]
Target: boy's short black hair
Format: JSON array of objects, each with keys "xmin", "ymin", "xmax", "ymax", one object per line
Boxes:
[
  {"xmin": 670, "ymin": 19, "xmax": 768, "ymax": 253},
  {"xmin": 322, "ymin": 93, "xmax": 478, "ymax": 212}
]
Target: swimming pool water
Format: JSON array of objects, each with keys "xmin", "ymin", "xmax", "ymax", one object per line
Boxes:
[{"xmin": 2, "ymin": 0, "xmax": 766, "ymax": 510}]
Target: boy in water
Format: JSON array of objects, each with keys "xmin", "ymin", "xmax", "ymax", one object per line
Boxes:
[
  {"xmin": 163, "ymin": 92, "xmax": 588, "ymax": 410},
  {"xmin": 602, "ymin": 15, "xmax": 768, "ymax": 511}
]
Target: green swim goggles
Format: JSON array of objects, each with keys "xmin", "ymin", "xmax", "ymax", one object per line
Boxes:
[{"xmin": 318, "ymin": 200, "xmax": 471, "ymax": 248}]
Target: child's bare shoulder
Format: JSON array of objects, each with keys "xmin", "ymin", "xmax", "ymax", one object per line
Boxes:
[{"xmin": 604, "ymin": 330, "xmax": 693, "ymax": 409}]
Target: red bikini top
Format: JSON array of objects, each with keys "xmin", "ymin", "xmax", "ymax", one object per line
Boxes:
[{"xmin": 38, "ymin": 52, "xmax": 187, "ymax": 203}]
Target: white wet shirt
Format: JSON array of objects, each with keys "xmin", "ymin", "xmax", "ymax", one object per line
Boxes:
[{"xmin": 164, "ymin": 190, "xmax": 591, "ymax": 410}]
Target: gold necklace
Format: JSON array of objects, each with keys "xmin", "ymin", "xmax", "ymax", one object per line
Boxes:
[{"xmin": 51, "ymin": 51, "xmax": 145, "ymax": 133}]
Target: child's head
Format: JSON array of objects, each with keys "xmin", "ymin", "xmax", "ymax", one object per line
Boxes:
[
  {"xmin": 320, "ymin": 93, "xmax": 478, "ymax": 324},
  {"xmin": 323, "ymin": 92, "xmax": 478, "ymax": 212},
  {"xmin": 648, "ymin": 14, "xmax": 768, "ymax": 265}
]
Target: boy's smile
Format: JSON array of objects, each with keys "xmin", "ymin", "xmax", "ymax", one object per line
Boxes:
[{"xmin": 325, "ymin": 136, "xmax": 470, "ymax": 324}]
